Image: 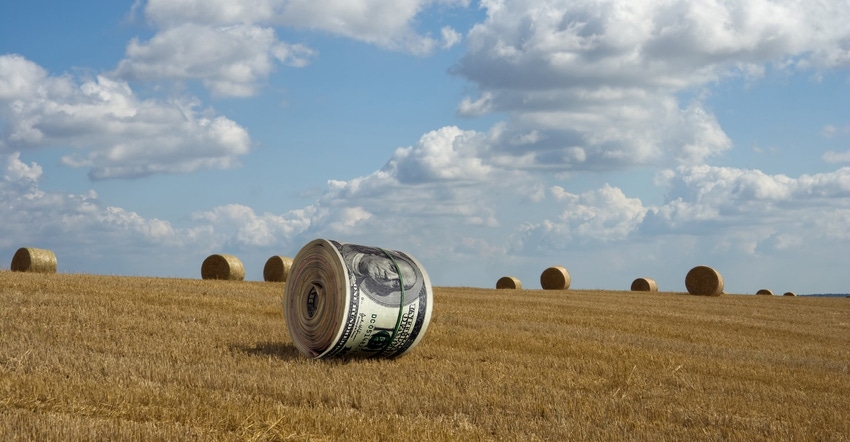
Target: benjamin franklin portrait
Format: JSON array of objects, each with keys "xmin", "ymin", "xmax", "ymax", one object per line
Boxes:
[{"xmin": 340, "ymin": 243, "xmax": 423, "ymax": 307}]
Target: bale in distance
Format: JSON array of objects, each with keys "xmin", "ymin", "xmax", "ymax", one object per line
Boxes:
[
  {"xmin": 756, "ymin": 289, "xmax": 774, "ymax": 296},
  {"xmin": 201, "ymin": 254, "xmax": 245, "ymax": 281},
  {"xmin": 684, "ymin": 265, "xmax": 724, "ymax": 296},
  {"xmin": 783, "ymin": 291, "xmax": 797, "ymax": 297},
  {"xmin": 540, "ymin": 266, "xmax": 570, "ymax": 290},
  {"xmin": 10, "ymin": 247, "xmax": 57, "ymax": 273},
  {"xmin": 496, "ymin": 276, "xmax": 522, "ymax": 290},
  {"xmin": 263, "ymin": 255, "xmax": 293, "ymax": 282},
  {"xmin": 630, "ymin": 277, "xmax": 658, "ymax": 292}
]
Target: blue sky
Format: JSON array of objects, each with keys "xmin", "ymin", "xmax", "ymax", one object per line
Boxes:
[{"xmin": 1, "ymin": 0, "xmax": 848, "ymax": 294}]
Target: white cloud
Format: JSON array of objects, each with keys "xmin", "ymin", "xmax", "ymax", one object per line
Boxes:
[
  {"xmin": 509, "ymin": 164, "xmax": 850, "ymax": 258},
  {"xmin": 649, "ymin": 165, "xmax": 850, "ymax": 229},
  {"xmin": 192, "ymin": 203, "xmax": 314, "ymax": 247},
  {"xmin": 143, "ymin": 0, "xmax": 281, "ymax": 26},
  {"xmin": 0, "ymin": 151, "xmax": 186, "ymax": 253},
  {"xmin": 451, "ymin": 0, "xmax": 850, "ymax": 170},
  {"xmin": 441, "ymin": 26, "xmax": 462, "ymax": 49},
  {"xmin": 821, "ymin": 124, "xmax": 850, "ymax": 138},
  {"xmin": 388, "ymin": 126, "xmax": 493, "ymax": 183},
  {"xmin": 114, "ymin": 0, "xmax": 470, "ymax": 97},
  {"xmin": 141, "ymin": 0, "xmax": 468, "ymax": 56},
  {"xmin": 2, "ymin": 152, "xmax": 42, "ymax": 184},
  {"xmin": 823, "ymin": 150, "xmax": 850, "ymax": 163},
  {"xmin": 113, "ymin": 23, "xmax": 315, "ymax": 97},
  {"xmin": 0, "ymin": 55, "xmax": 251, "ymax": 180},
  {"xmin": 461, "ymin": 0, "xmax": 849, "ymax": 92},
  {"xmin": 0, "ymin": 151, "xmax": 307, "ymax": 276},
  {"xmin": 514, "ymin": 184, "xmax": 647, "ymax": 250}
]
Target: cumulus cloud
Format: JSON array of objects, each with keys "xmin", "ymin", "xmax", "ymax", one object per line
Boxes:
[
  {"xmin": 388, "ymin": 126, "xmax": 493, "ymax": 183},
  {"xmin": 640, "ymin": 165, "xmax": 850, "ymax": 254},
  {"xmin": 113, "ymin": 24, "xmax": 315, "ymax": 97},
  {"xmin": 0, "ymin": 151, "xmax": 306, "ymax": 276},
  {"xmin": 143, "ymin": 0, "xmax": 473, "ymax": 30},
  {"xmin": 510, "ymin": 164, "xmax": 850, "ymax": 256},
  {"xmin": 192, "ymin": 203, "xmax": 313, "ymax": 247},
  {"xmin": 452, "ymin": 0, "xmax": 850, "ymax": 170},
  {"xmin": 512, "ymin": 184, "xmax": 647, "ymax": 252},
  {"xmin": 656, "ymin": 165, "xmax": 850, "ymax": 221},
  {"xmin": 0, "ymin": 55, "xmax": 250, "ymax": 180},
  {"xmin": 114, "ymin": 0, "xmax": 471, "ymax": 96},
  {"xmin": 0, "ymin": 151, "xmax": 186, "ymax": 253}
]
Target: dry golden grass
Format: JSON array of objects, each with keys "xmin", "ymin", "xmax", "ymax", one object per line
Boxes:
[{"xmin": 1, "ymin": 271, "xmax": 849, "ymax": 441}]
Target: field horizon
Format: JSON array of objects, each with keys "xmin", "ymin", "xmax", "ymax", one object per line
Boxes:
[{"xmin": 2, "ymin": 271, "xmax": 848, "ymax": 440}]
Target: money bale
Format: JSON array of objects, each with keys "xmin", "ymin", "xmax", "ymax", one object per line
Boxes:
[{"xmin": 283, "ymin": 239, "xmax": 433, "ymax": 359}]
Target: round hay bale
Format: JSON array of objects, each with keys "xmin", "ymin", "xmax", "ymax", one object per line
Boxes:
[
  {"xmin": 496, "ymin": 276, "xmax": 522, "ymax": 290},
  {"xmin": 630, "ymin": 277, "xmax": 658, "ymax": 292},
  {"xmin": 756, "ymin": 289, "xmax": 773, "ymax": 296},
  {"xmin": 10, "ymin": 247, "xmax": 57, "ymax": 273},
  {"xmin": 783, "ymin": 291, "xmax": 797, "ymax": 297},
  {"xmin": 201, "ymin": 254, "xmax": 245, "ymax": 281},
  {"xmin": 540, "ymin": 266, "xmax": 570, "ymax": 290},
  {"xmin": 263, "ymin": 255, "xmax": 293, "ymax": 282},
  {"xmin": 684, "ymin": 265, "xmax": 723, "ymax": 296}
]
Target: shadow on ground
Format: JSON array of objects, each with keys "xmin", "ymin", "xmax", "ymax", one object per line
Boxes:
[{"xmin": 231, "ymin": 342, "xmax": 303, "ymax": 360}]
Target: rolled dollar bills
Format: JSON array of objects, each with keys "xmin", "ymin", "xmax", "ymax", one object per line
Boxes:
[{"xmin": 283, "ymin": 239, "xmax": 433, "ymax": 359}]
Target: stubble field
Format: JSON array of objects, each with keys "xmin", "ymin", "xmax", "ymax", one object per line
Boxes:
[{"xmin": 1, "ymin": 271, "xmax": 848, "ymax": 440}]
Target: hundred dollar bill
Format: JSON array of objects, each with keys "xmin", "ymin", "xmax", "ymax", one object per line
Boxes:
[{"xmin": 283, "ymin": 239, "xmax": 433, "ymax": 359}]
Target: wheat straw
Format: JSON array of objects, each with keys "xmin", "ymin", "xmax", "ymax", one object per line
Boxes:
[
  {"xmin": 685, "ymin": 265, "xmax": 724, "ymax": 296},
  {"xmin": 756, "ymin": 289, "xmax": 773, "ymax": 296},
  {"xmin": 496, "ymin": 276, "xmax": 522, "ymax": 290},
  {"xmin": 10, "ymin": 247, "xmax": 57, "ymax": 273},
  {"xmin": 263, "ymin": 255, "xmax": 293, "ymax": 282},
  {"xmin": 201, "ymin": 254, "xmax": 245, "ymax": 281},
  {"xmin": 540, "ymin": 266, "xmax": 570, "ymax": 290},
  {"xmin": 630, "ymin": 277, "xmax": 658, "ymax": 292}
]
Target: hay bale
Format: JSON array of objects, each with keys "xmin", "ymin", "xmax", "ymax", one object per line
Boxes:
[
  {"xmin": 10, "ymin": 247, "xmax": 57, "ymax": 273},
  {"xmin": 540, "ymin": 266, "xmax": 570, "ymax": 290},
  {"xmin": 756, "ymin": 289, "xmax": 773, "ymax": 296},
  {"xmin": 684, "ymin": 265, "xmax": 723, "ymax": 296},
  {"xmin": 496, "ymin": 276, "xmax": 522, "ymax": 290},
  {"xmin": 783, "ymin": 291, "xmax": 797, "ymax": 297},
  {"xmin": 263, "ymin": 255, "xmax": 293, "ymax": 282},
  {"xmin": 630, "ymin": 277, "xmax": 658, "ymax": 292},
  {"xmin": 201, "ymin": 254, "xmax": 245, "ymax": 281}
]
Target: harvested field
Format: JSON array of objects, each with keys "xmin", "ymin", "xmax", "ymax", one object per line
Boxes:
[{"xmin": 1, "ymin": 271, "xmax": 848, "ymax": 440}]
